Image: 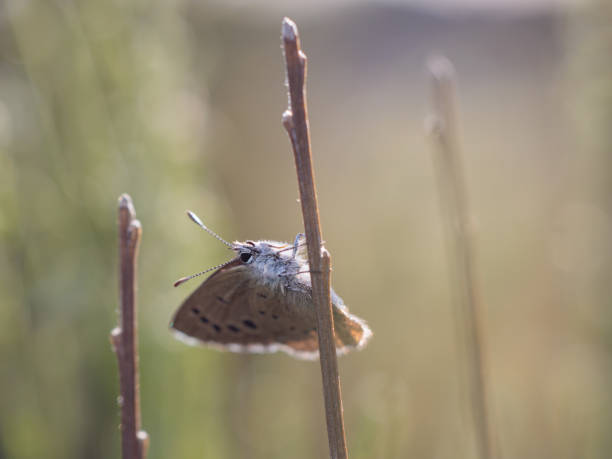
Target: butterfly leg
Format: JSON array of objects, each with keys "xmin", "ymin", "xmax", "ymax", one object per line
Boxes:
[{"xmin": 292, "ymin": 233, "xmax": 306, "ymax": 258}]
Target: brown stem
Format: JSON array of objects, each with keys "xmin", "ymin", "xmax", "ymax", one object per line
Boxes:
[
  {"xmin": 281, "ymin": 17, "xmax": 348, "ymax": 459},
  {"xmin": 112, "ymin": 194, "xmax": 148, "ymax": 459},
  {"xmin": 427, "ymin": 57, "xmax": 494, "ymax": 459}
]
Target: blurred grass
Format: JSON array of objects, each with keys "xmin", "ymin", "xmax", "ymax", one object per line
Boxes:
[
  {"xmin": 0, "ymin": 1, "xmax": 228, "ymax": 458},
  {"xmin": 0, "ymin": 1, "xmax": 610, "ymax": 458}
]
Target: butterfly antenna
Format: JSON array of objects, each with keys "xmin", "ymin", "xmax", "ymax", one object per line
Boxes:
[
  {"xmin": 173, "ymin": 259, "xmax": 236, "ymax": 287},
  {"xmin": 186, "ymin": 210, "xmax": 233, "ymax": 248}
]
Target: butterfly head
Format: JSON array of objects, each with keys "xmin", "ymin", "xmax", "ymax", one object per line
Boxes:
[
  {"xmin": 175, "ymin": 211, "xmax": 306, "ymax": 287},
  {"xmin": 232, "ymin": 239, "xmax": 299, "ymax": 265},
  {"xmin": 232, "ymin": 240, "xmax": 259, "ymax": 264},
  {"xmin": 231, "ymin": 239, "xmax": 310, "ymax": 285}
]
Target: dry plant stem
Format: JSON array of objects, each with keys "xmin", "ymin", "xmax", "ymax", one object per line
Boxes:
[
  {"xmin": 111, "ymin": 194, "xmax": 148, "ymax": 459},
  {"xmin": 427, "ymin": 57, "xmax": 493, "ymax": 459},
  {"xmin": 281, "ymin": 17, "xmax": 348, "ymax": 459}
]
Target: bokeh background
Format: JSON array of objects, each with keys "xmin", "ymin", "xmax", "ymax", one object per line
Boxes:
[{"xmin": 1, "ymin": 0, "xmax": 610, "ymax": 458}]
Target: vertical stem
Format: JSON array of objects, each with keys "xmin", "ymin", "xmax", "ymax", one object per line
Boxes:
[
  {"xmin": 427, "ymin": 57, "xmax": 494, "ymax": 459},
  {"xmin": 281, "ymin": 17, "xmax": 348, "ymax": 459},
  {"xmin": 111, "ymin": 194, "xmax": 148, "ymax": 459}
]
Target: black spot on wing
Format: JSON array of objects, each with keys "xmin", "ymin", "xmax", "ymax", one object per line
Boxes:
[{"xmin": 243, "ymin": 320, "xmax": 257, "ymax": 329}]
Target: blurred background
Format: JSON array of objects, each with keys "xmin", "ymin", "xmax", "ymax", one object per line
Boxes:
[{"xmin": 1, "ymin": 0, "xmax": 610, "ymax": 458}]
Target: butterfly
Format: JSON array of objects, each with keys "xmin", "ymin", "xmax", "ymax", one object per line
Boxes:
[{"xmin": 170, "ymin": 211, "xmax": 372, "ymax": 360}]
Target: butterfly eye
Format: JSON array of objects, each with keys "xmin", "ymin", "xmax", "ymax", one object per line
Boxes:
[{"xmin": 240, "ymin": 252, "xmax": 254, "ymax": 263}]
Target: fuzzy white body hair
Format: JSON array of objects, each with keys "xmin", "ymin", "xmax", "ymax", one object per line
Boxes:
[
  {"xmin": 234, "ymin": 238, "xmax": 346, "ymax": 310},
  {"xmin": 241, "ymin": 239, "xmax": 313, "ymax": 294}
]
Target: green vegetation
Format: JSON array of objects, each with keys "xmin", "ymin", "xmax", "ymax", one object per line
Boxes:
[{"xmin": 0, "ymin": 2, "xmax": 608, "ymax": 458}]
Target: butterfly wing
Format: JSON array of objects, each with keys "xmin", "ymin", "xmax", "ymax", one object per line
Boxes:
[
  {"xmin": 330, "ymin": 296, "xmax": 373, "ymax": 356},
  {"xmin": 171, "ymin": 259, "xmax": 321, "ymax": 359},
  {"xmin": 171, "ymin": 259, "xmax": 372, "ymax": 359}
]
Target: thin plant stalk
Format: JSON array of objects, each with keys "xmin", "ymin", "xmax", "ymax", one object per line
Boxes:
[
  {"xmin": 427, "ymin": 57, "xmax": 494, "ymax": 459},
  {"xmin": 111, "ymin": 194, "xmax": 148, "ymax": 459},
  {"xmin": 281, "ymin": 17, "xmax": 349, "ymax": 459}
]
